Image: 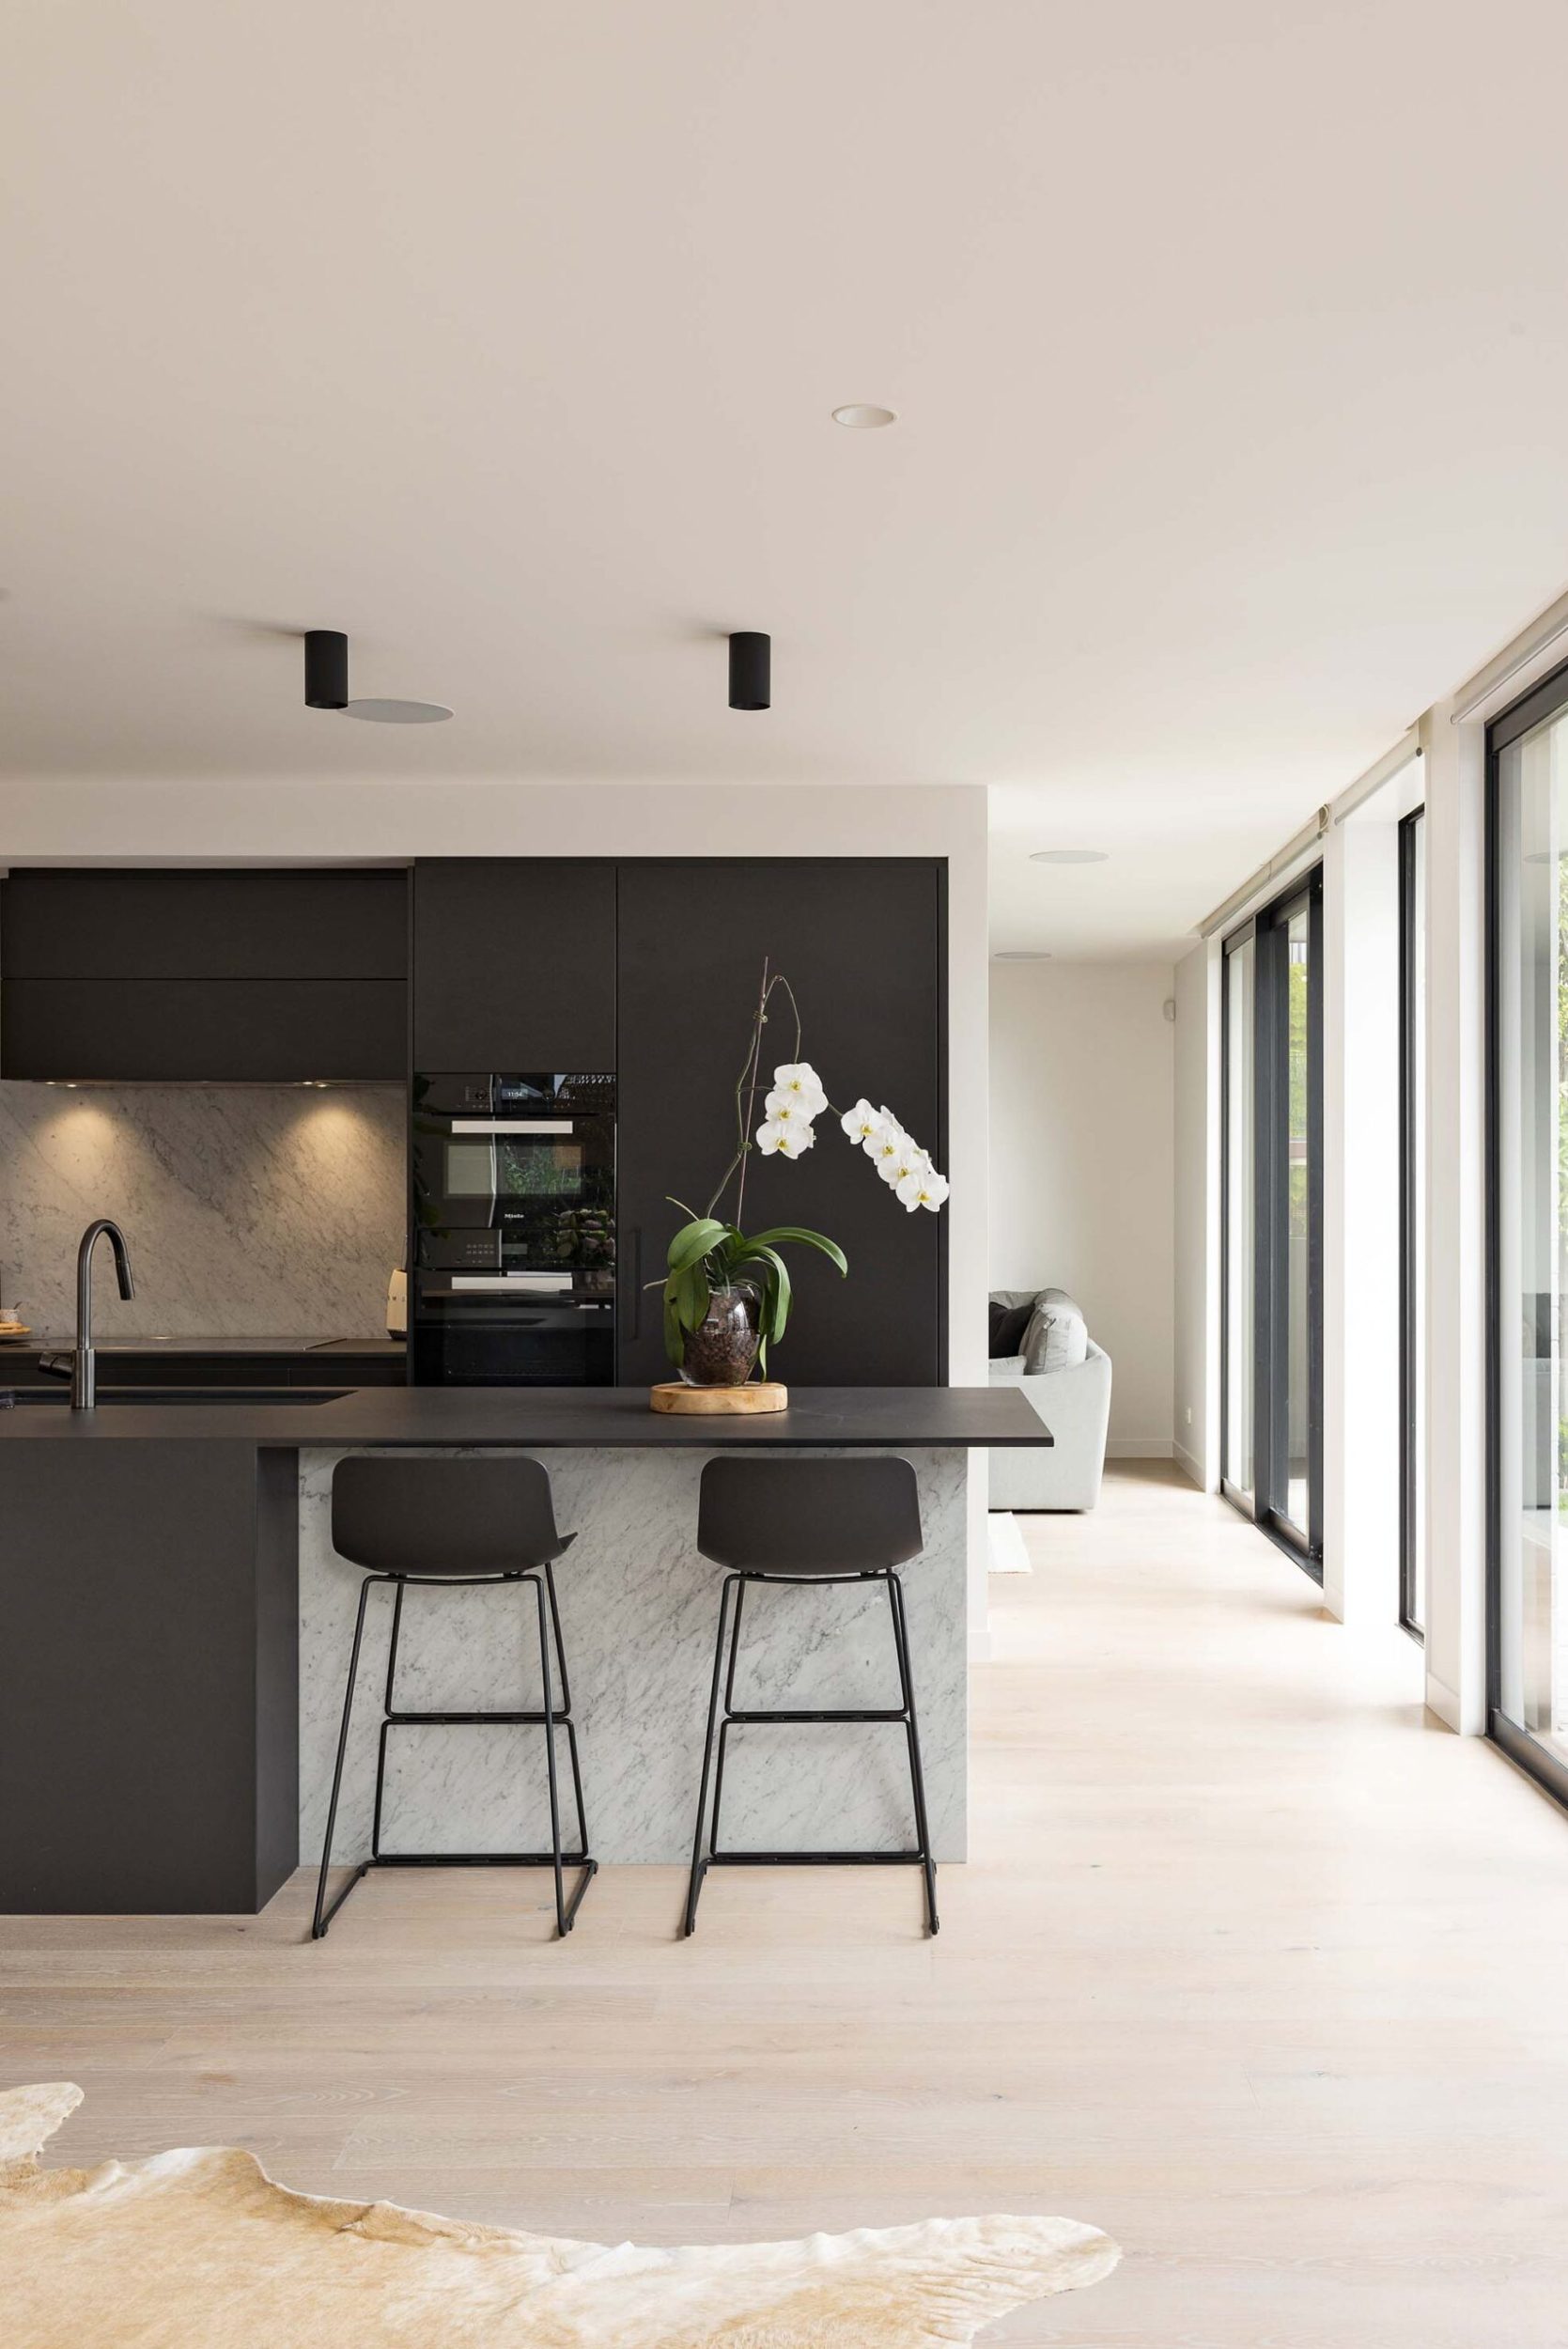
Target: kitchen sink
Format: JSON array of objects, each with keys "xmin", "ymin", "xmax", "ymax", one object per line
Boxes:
[{"xmin": 0, "ymin": 1386, "xmax": 351, "ymax": 1408}]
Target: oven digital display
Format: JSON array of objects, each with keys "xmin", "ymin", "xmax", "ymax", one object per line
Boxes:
[{"xmin": 444, "ymin": 1141, "xmax": 586, "ymax": 1200}]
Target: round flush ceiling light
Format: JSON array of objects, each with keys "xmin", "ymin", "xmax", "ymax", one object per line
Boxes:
[
  {"xmin": 993, "ymin": 949, "xmax": 1052, "ymax": 960},
  {"xmin": 831, "ymin": 403, "xmax": 897, "ymax": 429},
  {"xmin": 345, "ymin": 698, "xmax": 453, "ymax": 723},
  {"xmin": 1031, "ymin": 848, "xmax": 1109, "ymax": 865}
]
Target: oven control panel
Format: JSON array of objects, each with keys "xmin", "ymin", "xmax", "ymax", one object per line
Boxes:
[{"xmin": 415, "ymin": 1071, "xmax": 616, "ymax": 1116}]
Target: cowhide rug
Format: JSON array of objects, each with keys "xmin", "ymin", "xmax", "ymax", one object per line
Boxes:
[{"xmin": 1, "ymin": 2081, "xmax": 1119, "ymax": 2347}]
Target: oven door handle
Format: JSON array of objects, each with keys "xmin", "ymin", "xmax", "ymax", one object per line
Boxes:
[
  {"xmin": 446, "ymin": 1274, "xmax": 582, "ymax": 1294},
  {"xmin": 449, "ymin": 1119, "xmax": 577, "ymax": 1134}
]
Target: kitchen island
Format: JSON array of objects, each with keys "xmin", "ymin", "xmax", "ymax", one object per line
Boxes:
[{"xmin": 0, "ymin": 1386, "xmax": 1046, "ymax": 1914}]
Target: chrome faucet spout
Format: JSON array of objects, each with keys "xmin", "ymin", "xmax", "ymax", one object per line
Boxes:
[{"xmin": 72, "ymin": 1220, "xmax": 135, "ymax": 1410}]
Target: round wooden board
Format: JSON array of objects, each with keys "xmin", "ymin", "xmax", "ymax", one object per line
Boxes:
[{"xmin": 649, "ymin": 1380, "xmax": 789, "ymax": 1415}]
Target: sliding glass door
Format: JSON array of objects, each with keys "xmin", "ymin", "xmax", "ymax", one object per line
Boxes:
[
  {"xmin": 1399, "ymin": 808, "xmax": 1427, "ymax": 1638},
  {"xmin": 1490, "ymin": 661, "xmax": 1568, "ymax": 1805},
  {"xmin": 1221, "ymin": 871, "xmax": 1324, "ymax": 1572}
]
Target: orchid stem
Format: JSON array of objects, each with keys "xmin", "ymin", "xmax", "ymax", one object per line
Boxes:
[{"xmin": 732, "ymin": 957, "xmax": 770, "ymax": 1236}]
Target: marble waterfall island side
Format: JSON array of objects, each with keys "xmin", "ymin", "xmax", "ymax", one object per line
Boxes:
[{"xmin": 300, "ymin": 1444, "xmax": 968, "ymax": 1867}]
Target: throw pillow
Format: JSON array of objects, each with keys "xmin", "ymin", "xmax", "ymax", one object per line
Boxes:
[
  {"xmin": 989, "ymin": 1299, "xmax": 1034, "ymax": 1358},
  {"xmin": 1021, "ymin": 1291, "xmax": 1089, "ymax": 1373}
]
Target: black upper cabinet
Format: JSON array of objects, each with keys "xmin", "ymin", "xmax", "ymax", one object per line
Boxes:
[
  {"xmin": 616, "ymin": 860, "xmax": 945, "ymax": 1387},
  {"xmin": 0, "ymin": 868, "xmax": 409, "ymax": 1081},
  {"xmin": 412, "ymin": 861, "xmax": 616, "ymax": 1071},
  {"xmin": 2, "ymin": 980, "xmax": 406, "ymax": 1082},
  {"xmin": 1, "ymin": 869, "xmax": 408, "ymax": 980}
]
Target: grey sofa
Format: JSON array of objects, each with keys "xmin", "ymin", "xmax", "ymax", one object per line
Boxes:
[{"xmin": 987, "ymin": 1286, "xmax": 1112, "ymax": 1512}]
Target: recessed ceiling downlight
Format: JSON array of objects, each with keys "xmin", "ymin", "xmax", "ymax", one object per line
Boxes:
[
  {"xmin": 831, "ymin": 403, "xmax": 897, "ymax": 429},
  {"xmin": 345, "ymin": 698, "xmax": 453, "ymax": 723},
  {"xmin": 1031, "ymin": 848, "xmax": 1109, "ymax": 865},
  {"xmin": 994, "ymin": 949, "xmax": 1052, "ymax": 960}
]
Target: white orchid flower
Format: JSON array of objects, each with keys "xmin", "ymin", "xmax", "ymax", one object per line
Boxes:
[
  {"xmin": 765, "ymin": 1085, "xmax": 821, "ymax": 1124},
  {"xmin": 760, "ymin": 1097, "xmax": 812, "ymax": 1135},
  {"xmin": 756, "ymin": 1113, "xmax": 816, "ymax": 1159},
  {"xmin": 895, "ymin": 1165, "xmax": 949, "ymax": 1213},
  {"xmin": 881, "ymin": 1140, "xmax": 932, "ymax": 1189},
  {"xmin": 771, "ymin": 1062, "xmax": 829, "ymax": 1117},
  {"xmin": 840, "ymin": 1097, "xmax": 882, "ymax": 1145},
  {"xmin": 865, "ymin": 1121, "xmax": 908, "ymax": 1174}
]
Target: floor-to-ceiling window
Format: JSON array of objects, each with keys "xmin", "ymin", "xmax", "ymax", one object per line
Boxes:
[
  {"xmin": 1490, "ymin": 660, "xmax": 1568, "ymax": 1807},
  {"xmin": 1221, "ymin": 929, "xmax": 1256, "ymax": 1507},
  {"xmin": 1220, "ymin": 870, "xmax": 1324, "ymax": 1574},
  {"xmin": 1400, "ymin": 807, "xmax": 1427, "ymax": 1638}
]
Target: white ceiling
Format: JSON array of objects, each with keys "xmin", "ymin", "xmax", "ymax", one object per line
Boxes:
[{"xmin": 7, "ymin": 3, "xmax": 1568, "ymax": 957}]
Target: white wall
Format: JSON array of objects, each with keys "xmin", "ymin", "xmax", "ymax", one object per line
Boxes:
[
  {"xmin": 1421, "ymin": 698, "xmax": 1489, "ymax": 1732},
  {"xmin": 1172, "ymin": 938, "xmax": 1219, "ymax": 1488},
  {"xmin": 989, "ymin": 958, "xmax": 1175, "ymax": 1455},
  {"xmin": 1321, "ymin": 799, "xmax": 1403, "ymax": 1626}
]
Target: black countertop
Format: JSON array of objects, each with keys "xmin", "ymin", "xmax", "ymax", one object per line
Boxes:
[
  {"xmin": 0, "ymin": 1384, "xmax": 1048, "ymax": 1449},
  {"xmin": 0, "ymin": 1335, "xmax": 404, "ymax": 1357}
]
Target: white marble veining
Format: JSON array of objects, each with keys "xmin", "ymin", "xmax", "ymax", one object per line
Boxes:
[
  {"xmin": 299, "ymin": 1447, "xmax": 969, "ymax": 1867},
  {"xmin": 0, "ymin": 1083, "xmax": 404, "ymax": 1338}
]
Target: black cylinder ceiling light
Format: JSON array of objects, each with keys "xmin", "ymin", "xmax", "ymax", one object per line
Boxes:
[
  {"xmin": 303, "ymin": 630, "xmax": 453, "ymax": 723},
  {"xmin": 728, "ymin": 630, "xmax": 770, "ymax": 711},
  {"xmin": 304, "ymin": 629, "xmax": 349, "ymax": 709}
]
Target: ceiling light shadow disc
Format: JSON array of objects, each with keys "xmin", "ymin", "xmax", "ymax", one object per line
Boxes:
[{"xmin": 344, "ymin": 698, "xmax": 453, "ymax": 723}]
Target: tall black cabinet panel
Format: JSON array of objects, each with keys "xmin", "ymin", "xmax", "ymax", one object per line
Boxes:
[
  {"xmin": 616, "ymin": 859, "xmax": 946, "ymax": 1387},
  {"xmin": 412, "ymin": 861, "xmax": 617, "ymax": 1069}
]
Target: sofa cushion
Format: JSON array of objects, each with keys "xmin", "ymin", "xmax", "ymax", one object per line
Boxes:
[
  {"xmin": 988, "ymin": 1299, "xmax": 1034, "ymax": 1358},
  {"xmin": 1021, "ymin": 1288, "xmax": 1089, "ymax": 1373}
]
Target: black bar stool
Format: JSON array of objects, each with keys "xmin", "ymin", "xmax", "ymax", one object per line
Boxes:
[
  {"xmin": 684, "ymin": 1455, "xmax": 938, "ymax": 1937},
  {"xmin": 312, "ymin": 1455, "xmax": 596, "ymax": 1940}
]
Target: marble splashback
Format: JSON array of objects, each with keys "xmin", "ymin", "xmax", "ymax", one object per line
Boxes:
[
  {"xmin": 0, "ymin": 1083, "xmax": 405, "ymax": 1339},
  {"xmin": 299, "ymin": 1446, "xmax": 969, "ymax": 1869}
]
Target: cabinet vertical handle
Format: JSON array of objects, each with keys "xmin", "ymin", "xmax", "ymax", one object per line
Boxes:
[{"xmin": 629, "ymin": 1227, "xmax": 642, "ymax": 1338}]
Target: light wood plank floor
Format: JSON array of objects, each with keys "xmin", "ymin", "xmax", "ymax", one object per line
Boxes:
[{"xmin": 5, "ymin": 1462, "xmax": 1568, "ymax": 2344}]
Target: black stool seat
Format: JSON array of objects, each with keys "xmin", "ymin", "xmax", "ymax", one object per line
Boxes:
[
  {"xmin": 684, "ymin": 1455, "xmax": 938, "ymax": 1937},
  {"xmin": 312, "ymin": 1455, "xmax": 596, "ymax": 1941}
]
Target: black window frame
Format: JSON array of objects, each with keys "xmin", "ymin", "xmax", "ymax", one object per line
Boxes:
[
  {"xmin": 1485, "ymin": 653, "xmax": 1568, "ymax": 1812},
  {"xmin": 1398, "ymin": 805, "xmax": 1426, "ymax": 1641},
  {"xmin": 1219, "ymin": 917, "xmax": 1256, "ymax": 1511},
  {"xmin": 1221, "ymin": 864, "xmax": 1325, "ymax": 1580}
]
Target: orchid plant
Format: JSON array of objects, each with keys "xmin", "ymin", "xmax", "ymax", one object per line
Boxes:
[{"xmin": 660, "ymin": 962, "xmax": 950, "ymax": 1372}]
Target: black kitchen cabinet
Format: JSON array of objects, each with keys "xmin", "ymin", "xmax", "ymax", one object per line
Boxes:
[
  {"xmin": 411, "ymin": 861, "xmax": 616, "ymax": 1071},
  {"xmin": 0, "ymin": 869, "xmax": 408, "ymax": 980},
  {"xmin": 1, "ymin": 979, "xmax": 405, "ymax": 1081},
  {"xmin": 0, "ymin": 1443, "xmax": 298, "ymax": 1911},
  {"xmin": 0, "ymin": 868, "xmax": 409, "ymax": 1082},
  {"xmin": 615, "ymin": 860, "xmax": 945, "ymax": 1387}
]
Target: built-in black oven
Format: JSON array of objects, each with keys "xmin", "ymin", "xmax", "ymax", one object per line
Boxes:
[{"xmin": 411, "ymin": 1072, "xmax": 615, "ymax": 1385}]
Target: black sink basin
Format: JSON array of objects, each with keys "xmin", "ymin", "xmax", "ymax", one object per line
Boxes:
[{"xmin": 0, "ymin": 1387, "xmax": 351, "ymax": 1408}]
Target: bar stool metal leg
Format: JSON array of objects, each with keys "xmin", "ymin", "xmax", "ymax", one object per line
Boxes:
[
  {"xmin": 313, "ymin": 1573, "xmax": 377, "ymax": 1939},
  {"xmin": 314, "ymin": 1569, "xmax": 596, "ymax": 1942},
  {"xmin": 684, "ymin": 1574, "xmax": 739, "ymax": 1936},
  {"xmin": 683, "ymin": 1564, "xmax": 939, "ymax": 1938},
  {"xmin": 531, "ymin": 1571, "xmax": 569, "ymax": 1936},
  {"xmin": 370, "ymin": 1579, "xmax": 406, "ymax": 1862},
  {"xmin": 887, "ymin": 1568, "xmax": 939, "ymax": 1935}
]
